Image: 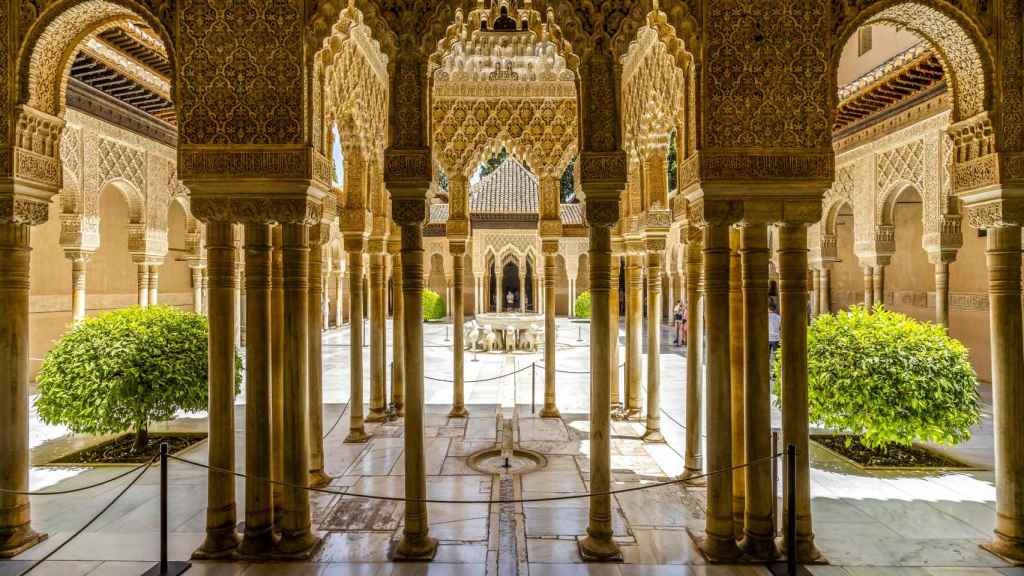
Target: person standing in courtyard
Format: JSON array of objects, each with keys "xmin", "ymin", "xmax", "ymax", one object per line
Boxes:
[{"xmin": 768, "ymin": 301, "xmax": 781, "ymax": 363}]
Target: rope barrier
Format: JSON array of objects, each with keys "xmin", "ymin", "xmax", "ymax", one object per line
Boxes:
[
  {"xmin": 16, "ymin": 455, "xmax": 156, "ymax": 576},
  {"xmin": 424, "ymin": 364, "xmax": 533, "ymax": 384},
  {"xmin": 0, "ymin": 459, "xmax": 154, "ymax": 496},
  {"xmin": 322, "ymin": 401, "xmax": 352, "ymax": 440},
  {"xmin": 166, "ymin": 452, "xmax": 782, "ymax": 506}
]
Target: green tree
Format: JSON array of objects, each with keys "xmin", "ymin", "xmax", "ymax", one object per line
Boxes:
[
  {"xmin": 773, "ymin": 305, "xmax": 980, "ymax": 450},
  {"xmin": 560, "ymin": 156, "xmax": 576, "ymax": 202},
  {"xmin": 479, "ymin": 148, "xmax": 509, "ymax": 177},
  {"xmin": 36, "ymin": 306, "xmax": 242, "ymax": 453},
  {"xmin": 574, "ymin": 291, "xmax": 592, "ymax": 319},
  {"xmin": 423, "ymin": 289, "xmax": 446, "ymax": 320},
  {"xmin": 667, "ymin": 131, "xmax": 678, "ymax": 192}
]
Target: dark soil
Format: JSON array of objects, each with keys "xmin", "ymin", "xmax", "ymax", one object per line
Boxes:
[
  {"xmin": 51, "ymin": 433, "xmax": 206, "ymax": 464},
  {"xmin": 812, "ymin": 434, "xmax": 969, "ymax": 469}
]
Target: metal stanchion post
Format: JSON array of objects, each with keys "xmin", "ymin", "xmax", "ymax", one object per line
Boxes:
[
  {"xmin": 142, "ymin": 443, "xmax": 190, "ymax": 575},
  {"xmin": 576, "ymin": 325, "xmax": 582, "ymax": 342},
  {"xmin": 445, "ymin": 325, "xmax": 450, "ymax": 343},
  {"xmin": 531, "ymin": 362, "xmax": 536, "ymax": 414}
]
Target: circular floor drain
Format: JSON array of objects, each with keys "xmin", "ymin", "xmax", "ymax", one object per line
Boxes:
[{"xmin": 467, "ymin": 448, "xmax": 547, "ymax": 475}]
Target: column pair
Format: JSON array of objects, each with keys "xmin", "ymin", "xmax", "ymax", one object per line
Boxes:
[
  {"xmin": 343, "ymin": 235, "xmax": 370, "ymax": 443},
  {"xmin": 390, "ymin": 236, "xmax": 406, "ymax": 416},
  {"xmin": 449, "ymin": 241, "xmax": 468, "ymax": 418},
  {"xmin": 624, "ymin": 252, "xmax": 644, "ymax": 419},
  {"xmin": 367, "ymin": 242, "xmax": 388, "ymax": 423},
  {"xmin": 308, "ymin": 225, "xmax": 330, "ymax": 486},
  {"xmin": 66, "ymin": 251, "xmax": 91, "ymax": 321},
  {"xmin": 681, "ymin": 226, "xmax": 705, "ymax": 482},
  {"xmin": 643, "ymin": 241, "xmax": 666, "ymax": 443}
]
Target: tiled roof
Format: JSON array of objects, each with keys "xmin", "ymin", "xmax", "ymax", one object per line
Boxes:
[
  {"xmin": 470, "ymin": 157, "xmax": 538, "ymax": 213},
  {"xmin": 426, "ymin": 157, "xmax": 584, "ymax": 226},
  {"xmin": 560, "ymin": 203, "xmax": 583, "ymax": 226}
]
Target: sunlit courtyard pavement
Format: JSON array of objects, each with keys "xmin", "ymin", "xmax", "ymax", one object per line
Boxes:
[{"xmin": 3, "ymin": 318, "xmax": 1020, "ymax": 576}]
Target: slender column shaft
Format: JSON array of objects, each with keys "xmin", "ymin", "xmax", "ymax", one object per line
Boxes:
[
  {"xmin": 367, "ymin": 253, "xmax": 387, "ymax": 422},
  {"xmin": 625, "ymin": 255, "xmax": 643, "ymax": 417},
  {"xmin": 194, "ymin": 221, "xmax": 239, "ymax": 558},
  {"xmin": 271, "ymin": 228, "xmax": 285, "ymax": 523},
  {"xmin": 395, "ymin": 216, "xmax": 437, "ymax": 559},
  {"xmin": 873, "ymin": 265, "xmax": 885, "ymax": 307},
  {"xmin": 811, "ymin": 269, "xmax": 820, "ymax": 317},
  {"xmin": 148, "ymin": 266, "xmax": 159, "ymax": 306},
  {"xmin": 392, "ymin": 252, "xmax": 406, "ymax": 416},
  {"xmin": 339, "ymin": 266, "xmax": 348, "ymax": 325},
  {"xmin": 665, "ymin": 272, "xmax": 674, "ymax": 324},
  {"xmin": 307, "ymin": 234, "xmax": 330, "ymax": 485},
  {"xmin": 985, "ymin": 226, "xmax": 1024, "ymax": 562},
  {"xmin": 778, "ymin": 224, "xmax": 820, "ymax": 562},
  {"xmin": 201, "ymin": 269, "xmax": 209, "ymax": 315},
  {"xmin": 863, "ymin": 266, "xmax": 874, "ymax": 308},
  {"xmin": 541, "ymin": 251, "xmax": 560, "ymax": 418},
  {"xmin": 683, "ymin": 239, "xmax": 705, "ymax": 479},
  {"xmin": 192, "ymin": 267, "xmax": 204, "ymax": 314},
  {"xmin": 239, "ymin": 223, "xmax": 274, "ymax": 556},
  {"xmin": 345, "ymin": 247, "xmax": 368, "ymax": 443},
  {"xmin": 137, "ymin": 263, "xmax": 150, "ymax": 307},
  {"xmin": 728, "ymin": 229, "xmax": 745, "ymax": 532},
  {"xmin": 609, "ymin": 256, "xmax": 621, "ymax": 409},
  {"xmin": 71, "ymin": 257, "xmax": 87, "ymax": 321},
  {"xmin": 644, "ymin": 250, "xmax": 664, "ymax": 443},
  {"xmin": 579, "ymin": 222, "xmax": 621, "ymax": 561},
  {"xmin": 701, "ymin": 223, "xmax": 739, "ymax": 560},
  {"xmin": 449, "ymin": 250, "xmax": 468, "ymax": 418},
  {"xmin": 278, "ymin": 222, "xmax": 317, "ymax": 555},
  {"xmin": 739, "ymin": 224, "xmax": 774, "ymax": 559},
  {"xmin": 0, "ymin": 223, "xmax": 44, "ymax": 558},
  {"xmin": 234, "ymin": 262, "xmax": 242, "ymax": 349},
  {"xmin": 821, "ymin": 267, "xmax": 831, "ymax": 314},
  {"xmin": 936, "ymin": 261, "xmax": 950, "ymax": 328}
]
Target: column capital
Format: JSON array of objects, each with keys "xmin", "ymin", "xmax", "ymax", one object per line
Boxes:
[
  {"xmin": 542, "ymin": 239, "xmax": 560, "ymax": 254},
  {"xmin": 341, "ymin": 208, "xmax": 371, "ymax": 237},
  {"xmin": 964, "ymin": 196, "xmax": 1024, "ymax": 229},
  {"xmin": 391, "ymin": 197, "xmax": 428, "ymax": 227},
  {"xmin": 0, "ymin": 197, "xmax": 49, "ymax": 226},
  {"xmin": 448, "ymin": 238, "xmax": 468, "ymax": 256},
  {"xmin": 190, "ymin": 195, "xmax": 322, "ymax": 225},
  {"xmin": 687, "ymin": 198, "xmax": 742, "ymax": 227},
  {"xmin": 63, "ymin": 249, "xmax": 94, "ymax": 263},
  {"xmin": 539, "ymin": 218, "xmax": 562, "ymax": 238}
]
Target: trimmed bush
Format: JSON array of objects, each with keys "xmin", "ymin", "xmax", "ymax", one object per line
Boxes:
[
  {"xmin": 574, "ymin": 291, "xmax": 592, "ymax": 319},
  {"xmin": 423, "ymin": 289, "xmax": 446, "ymax": 320},
  {"xmin": 36, "ymin": 306, "xmax": 241, "ymax": 453},
  {"xmin": 773, "ymin": 305, "xmax": 980, "ymax": 450}
]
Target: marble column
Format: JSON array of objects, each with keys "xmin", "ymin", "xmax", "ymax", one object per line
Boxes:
[
  {"xmin": 569, "ymin": 276, "xmax": 576, "ymax": 317},
  {"xmin": 579, "ymin": 209, "xmax": 622, "ymax": 562},
  {"xmin": 728, "ymin": 228, "xmax": 745, "ymax": 532},
  {"xmin": 238, "ymin": 223, "xmax": 274, "ymax": 557},
  {"xmin": 0, "ymin": 223, "xmax": 45, "ymax": 558},
  {"xmin": 367, "ymin": 251, "xmax": 388, "ymax": 423},
  {"xmin": 495, "ymin": 269, "xmax": 501, "ymax": 313},
  {"xmin": 644, "ymin": 249, "xmax": 665, "ymax": 443},
  {"xmin": 193, "ymin": 221, "xmax": 239, "ymax": 559},
  {"xmin": 449, "ymin": 246, "xmax": 469, "ymax": 418},
  {"xmin": 391, "ymin": 247, "xmax": 406, "ymax": 416},
  {"xmin": 873, "ymin": 265, "xmax": 886, "ymax": 308},
  {"xmin": 394, "ymin": 200, "xmax": 438, "ymax": 560},
  {"xmin": 271, "ymin": 228, "xmax": 285, "ymax": 524},
  {"xmin": 811, "ymin": 268, "xmax": 820, "ymax": 317},
  {"xmin": 665, "ymin": 272, "xmax": 674, "ymax": 324},
  {"xmin": 609, "ymin": 255, "xmax": 622, "ymax": 410},
  {"xmin": 820, "ymin": 265, "xmax": 832, "ymax": 314},
  {"xmin": 307, "ymin": 231, "xmax": 330, "ymax": 486},
  {"xmin": 541, "ymin": 247, "xmax": 560, "ymax": 418},
  {"xmin": 935, "ymin": 260, "xmax": 950, "ymax": 328},
  {"xmin": 701, "ymin": 222, "xmax": 740, "ymax": 561},
  {"xmin": 682, "ymin": 235, "xmax": 705, "ymax": 482},
  {"xmin": 201, "ymin": 268, "xmax": 209, "ymax": 315},
  {"xmin": 137, "ymin": 263, "xmax": 150, "ymax": 307},
  {"xmin": 983, "ymin": 225, "xmax": 1024, "ymax": 563},
  {"xmin": 234, "ymin": 260, "xmax": 242, "ymax": 348},
  {"xmin": 519, "ymin": 272, "xmax": 526, "ymax": 312},
  {"xmin": 778, "ymin": 224, "xmax": 820, "ymax": 562},
  {"xmin": 739, "ymin": 223, "xmax": 775, "ymax": 559},
  {"xmin": 344, "ymin": 240, "xmax": 369, "ymax": 443},
  {"xmin": 863, "ymin": 266, "xmax": 874, "ymax": 308},
  {"xmin": 191, "ymin": 265, "xmax": 204, "ymax": 314},
  {"xmin": 335, "ymin": 268, "xmax": 344, "ymax": 327},
  {"xmin": 69, "ymin": 253, "xmax": 89, "ymax": 321},
  {"xmin": 625, "ymin": 254, "xmax": 643, "ymax": 419},
  {"xmin": 277, "ymin": 222, "xmax": 318, "ymax": 557},
  {"xmin": 148, "ymin": 265, "xmax": 160, "ymax": 306}
]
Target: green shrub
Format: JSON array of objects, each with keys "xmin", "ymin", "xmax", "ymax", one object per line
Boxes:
[
  {"xmin": 773, "ymin": 305, "xmax": 980, "ymax": 450},
  {"xmin": 36, "ymin": 306, "xmax": 241, "ymax": 453},
  {"xmin": 423, "ymin": 289, "xmax": 446, "ymax": 320},
  {"xmin": 574, "ymin": 291, "xmax": 592, "ymax": 319}
]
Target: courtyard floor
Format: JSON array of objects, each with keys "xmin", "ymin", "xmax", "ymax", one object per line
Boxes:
[{"xmin": 1, "ymin": 319, "xmax": 1019, "ymax": 576}]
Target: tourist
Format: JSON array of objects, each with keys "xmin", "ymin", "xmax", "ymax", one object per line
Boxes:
[{"xmin": 768, "ymin": 301, "xmax": 781, "ymax": 361}]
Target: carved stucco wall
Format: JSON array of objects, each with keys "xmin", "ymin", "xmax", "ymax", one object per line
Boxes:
[{"xmin": 820, "ymin": 106, "xmax": 957, "ymax": 265}]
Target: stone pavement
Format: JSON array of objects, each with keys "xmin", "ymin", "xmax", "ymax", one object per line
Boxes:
[{"xmin": 3, "ymin": 319, "xmax": 1019, "ymax": 576}]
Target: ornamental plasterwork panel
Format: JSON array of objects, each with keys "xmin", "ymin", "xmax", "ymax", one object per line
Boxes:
[{"xmin": 471, "ymin": 230, "xmax": 541, "ymax": 272}]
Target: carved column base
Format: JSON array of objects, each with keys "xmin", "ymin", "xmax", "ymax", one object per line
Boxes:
[
  {"xmin": 274, "ymin": 532, "xmax": 322, "ymax": 560},
  {"xmin": 0, "ymin": 526, "xmax": 47, "ymax": 560},
  {"xmin": 578, "ymin": 532, "xmax": 623, "ymax": 562}
]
